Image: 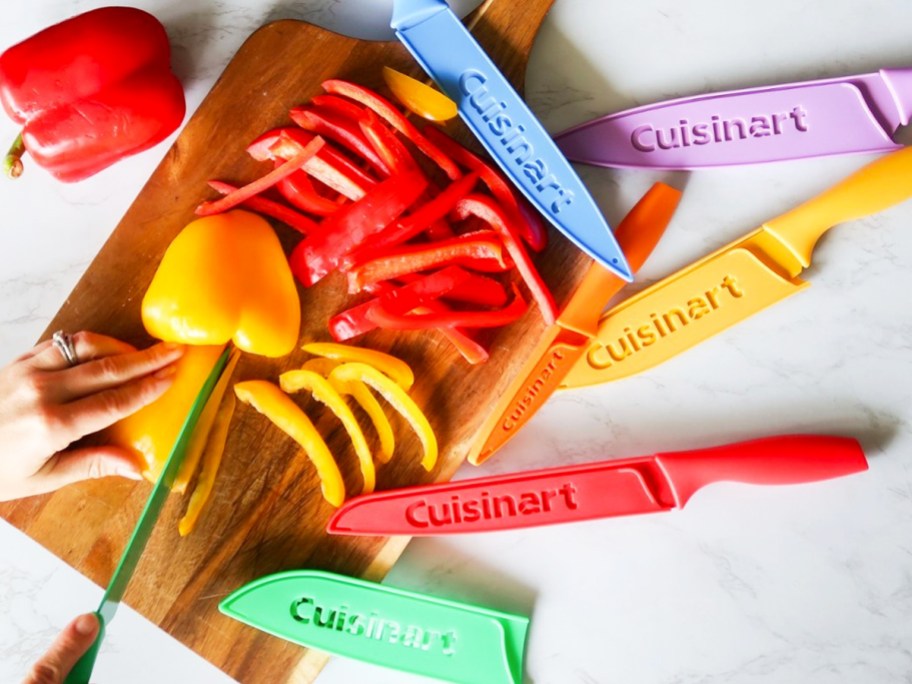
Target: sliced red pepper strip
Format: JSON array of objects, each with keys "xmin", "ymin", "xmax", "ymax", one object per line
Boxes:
[
  {"xmin": 367, "ymin": 285, "xmax": 528, "ymax": 330},
  {"xmin": 310, "ymin": 93, "xmax": 368, "ymax": 121},
  {"xmin": 413, "ymin": 300, "xmax": 490, "ymax": 365},
  {"xmin": 453, "ymin": 193, "xmax": 557, "ymax": 324},
  {"xmin": 290, "ymin": 168, "xmax": 429, "ymax": 286},
  {"xmin": 389, "ymin": 270, "xmax": 508, "ymax": 308},
  {"xmin": 322, "ymin": 79, "xmax": 461, "ymax": 181},
  {"xmin": 247, "ymin": 128, "xmax": 375, "ymax": 200},
  {"xmin": 359, "ymin": 109, "xmax": 416, "ymax": 176},
  {"xmin": 206, "ymin": 181, "xmax": 319, "ymax": 235},
  {"xmin": 277, "ymin": 169, "xmax": 340, "ymax": 217},
  {"xmin": 196, "ymin": 137, "xmax": 325, "ymax": 216},
  {"xmin": 344, "ymin": 171, "xmax": 479, "ymax": 264},
  {"xmin": 424, "ymin": 125, "xmax": 547, "ymax": 252},
  {"xmin": 290, "ymin": 105, "xmax": 390, "ymax": 176},
  {"xmin": 329, "ymin": 266, "xmax": 471, "ymax": 340},
  {"xmin": 425, "ymin": 218, "xmax": 455, "ymax": 241},
  {"xmin": 442, "ymin": 271, "xmax": 509, "ymax": 308},
  {"xmin": 346, "ymin": 231, "xmax": 510, "ymax": 293}
]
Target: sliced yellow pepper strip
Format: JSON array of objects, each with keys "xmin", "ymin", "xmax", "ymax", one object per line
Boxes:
[
  {"xmin": 382, "ymin": 66, "xmax": 457, "ymax": 122},
  {"xmin": 234, "ymin": 380, "xmax": 345, "ymax": 507},
  {"xmin": 173, "ymin": 348, "xmax": 241, "ymax": 494},
  {"xmin": 178, "ymin": 390, "xmax": 236, "ymax": 537},
  {"xmin": 328, "ymin": 373, "xmax": 395, "ymax": 464},
  {"xmin": 280, "ymin": 369, "xmax": 375, "ymax": 494},
  {"xmin": 301, "ymin": 357, "xmax": 340, "ymax": 376},
  {"xmin": 302, "ymin": 342, "xmax": 414, "ymax": 390},
  {"xmin": 330, "ymin": 362, "xmax": 437, "ymax": 472}
]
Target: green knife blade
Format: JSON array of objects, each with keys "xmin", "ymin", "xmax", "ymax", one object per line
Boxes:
[{"xmin": 65, "ymin": 346, "xmax": 232, "ymax": 684}]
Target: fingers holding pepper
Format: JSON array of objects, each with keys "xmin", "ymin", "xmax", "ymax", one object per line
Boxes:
[{"xmin": 0, "ymin": 333, "xmax": 183, "ymax": 501}]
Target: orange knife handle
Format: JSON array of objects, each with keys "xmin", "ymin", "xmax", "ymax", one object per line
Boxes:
[
  {"xmin": 466, "ymin": 183, "xmax": 682, "ymax": 466},
  {"xmin": 764, "ymin": 146, "xmax": 912, "ymax": 271},
  {"xmin": 559, "ymin": 182, "xmax": 683, "ymax": 337}
]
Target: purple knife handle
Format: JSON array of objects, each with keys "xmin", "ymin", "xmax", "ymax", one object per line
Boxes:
[
  {"xmin": 655, "ymin": 435, "xmax": 868, "ymax": 508},
  {"xmin": 881, "ymin": 68, "xmax": 912, "ymax": 126}
]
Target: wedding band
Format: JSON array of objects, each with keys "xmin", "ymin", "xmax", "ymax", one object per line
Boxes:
[{"xmin": 51, "ymin": 330, "xmax": 79, "ymax": 367}]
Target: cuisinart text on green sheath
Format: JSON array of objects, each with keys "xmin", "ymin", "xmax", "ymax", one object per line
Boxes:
[{"xmin": 291, "ymin": 596, "xmax": 458, "ymax": 655}]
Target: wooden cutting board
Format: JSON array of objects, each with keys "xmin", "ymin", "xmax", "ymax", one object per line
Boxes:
[{"xmin": 0, "ymin": 1, "xmax": 594, "ymax": 681}]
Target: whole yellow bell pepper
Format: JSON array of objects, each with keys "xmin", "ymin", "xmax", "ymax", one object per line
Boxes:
[{"xmin": 142, "ymin": 210, "xmax": 301, "ymax": 358}]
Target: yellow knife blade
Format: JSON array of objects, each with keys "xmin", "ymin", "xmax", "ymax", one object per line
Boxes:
[{"xmin": 561, "ymin": 146, "xmax": 912, "ymax": 388}]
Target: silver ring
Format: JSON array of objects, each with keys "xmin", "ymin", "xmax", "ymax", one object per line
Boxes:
[{"xmin": 51, "ymin": 330, "xmax": 79, "ymax": 367}]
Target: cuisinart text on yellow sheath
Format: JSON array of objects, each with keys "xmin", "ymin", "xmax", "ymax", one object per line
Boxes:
[{"xmin": 587, "ymin": 274, "xmax": 744, "ymax": 369}]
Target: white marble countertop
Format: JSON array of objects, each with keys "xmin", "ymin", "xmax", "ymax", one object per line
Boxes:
[{"xmin": 2, "ymin": 1, "xmax": 911, "ymax": 682}]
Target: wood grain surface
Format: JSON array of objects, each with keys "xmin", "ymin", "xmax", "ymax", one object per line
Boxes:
[{"xmin": 0, "ymin": 1, "xmax": 597, "ymax": 681}]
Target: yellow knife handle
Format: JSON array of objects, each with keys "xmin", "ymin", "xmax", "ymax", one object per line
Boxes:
[{"xmin": 764, "ymin": 146, "xmax": 912, "ymax": 271}]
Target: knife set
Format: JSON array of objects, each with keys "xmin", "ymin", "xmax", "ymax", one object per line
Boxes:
[{"xmin": 69, "ymin": 1, "xmax": 910, "ymax": 683}]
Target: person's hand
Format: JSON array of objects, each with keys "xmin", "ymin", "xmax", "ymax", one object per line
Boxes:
[
  {"xmin": 0, "ymin": 331, "xmax": 184, "ymax": 501},
  {"xmin": 23, "ymin": 613, "xmax": 99, "ymax": 684}
]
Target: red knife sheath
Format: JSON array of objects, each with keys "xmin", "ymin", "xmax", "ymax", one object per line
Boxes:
[{"xmin": 327, "ymin": 435, "xmax": 867, "ymax": 536}]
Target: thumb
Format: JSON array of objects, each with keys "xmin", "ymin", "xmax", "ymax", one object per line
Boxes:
[
  {"xmin": 23, "ymin": 613, "xmax": 99, "ymax": 684},
  {"xmin": 34, "ymin": 446, "xmax": 144, "ymax": 495}
]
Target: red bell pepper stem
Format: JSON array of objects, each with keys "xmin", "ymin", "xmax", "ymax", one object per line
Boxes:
[
  {"xmin": 322, "ymin": 79, "xmax": 461, "ymax": 181},
  {"xmin": 346, "ymin": 231, "xmax": 510, "ymax": 293},
  {"xmin": 196, "ymin": 137, "xmax": 325, "ymax": 216},
  {"xmin": 453, "ymin": 194, "xmax": 557, "ymax": 324},
  {"xmin": 205, "ymin": 181, "xmax": 318, "ymax": 235},
  {"xmin": 367, "ymin": 286, "xmax": 528, "ymax": 330},
  {"xmin": 424, "ymin": 126, "xmax": 547, "ymax": 252},
  {"xmin": 290, "ymin": 168, "xmax": 429, "ymax": 286},
  {"xmin": 4, "ymin": 134, "xmax": 25, "ymax": 179}
]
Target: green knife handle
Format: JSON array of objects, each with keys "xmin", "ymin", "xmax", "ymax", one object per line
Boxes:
[
  {"xmin": 764, "ymin": 146, "xmax": 912, "ymax": 271},
  {"xmin": 63, "ymin": 613, "xmax": 105, "ymax": 684}
]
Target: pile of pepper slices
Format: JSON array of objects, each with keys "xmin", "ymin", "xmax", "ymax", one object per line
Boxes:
[{"xmin": 196, "ymin": 77, "xmax": 557, "ymax": 364}]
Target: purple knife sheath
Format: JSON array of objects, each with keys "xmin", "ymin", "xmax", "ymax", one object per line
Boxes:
[{"xmin": 554, "ymin": 68, "xmax": 912, "ymax": 169}]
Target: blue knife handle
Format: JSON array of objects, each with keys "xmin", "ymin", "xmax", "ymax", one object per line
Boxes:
[{"xmin": 391, "ymin": 0, "xmax": 632, "ymax": 281}]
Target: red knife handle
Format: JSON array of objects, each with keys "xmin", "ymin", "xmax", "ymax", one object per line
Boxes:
[{"xmin": 655, "ymin": 434, "xmax": 868, "ymax": 508}]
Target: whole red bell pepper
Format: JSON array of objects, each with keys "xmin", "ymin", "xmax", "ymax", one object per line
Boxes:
[{"xmin": 0, "ymin": 7, "xmax": 185, "ymax": 182}]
